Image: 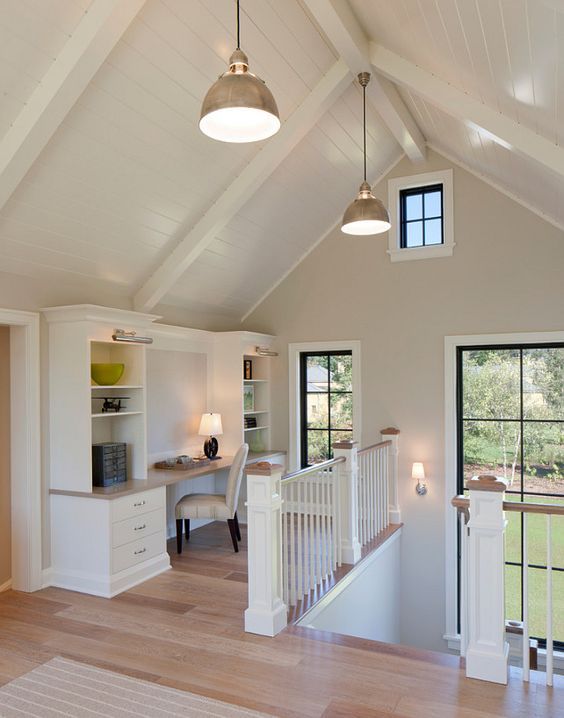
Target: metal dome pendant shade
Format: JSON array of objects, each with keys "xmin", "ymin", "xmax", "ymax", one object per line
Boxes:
[
  {"xmin": 341, "ymin": 73, "xmax": 390, "ymax": 235},
  {"xmin": 199, "ymin": 1, "xmax": 280, "ymax": 143}
]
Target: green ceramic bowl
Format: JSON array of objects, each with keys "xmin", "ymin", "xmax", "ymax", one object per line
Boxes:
[{"xmin": 91, "ymin": 363, "xmax": 125, "ymax": 386}]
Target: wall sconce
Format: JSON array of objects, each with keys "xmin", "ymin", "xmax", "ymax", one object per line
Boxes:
[
  {"xmin": 412, "ymin": 462, "xmax": 427, "ymax": 495},
  {"xmin": 112, "ymin": 329, "xmax": 153, "ymax": 344}
]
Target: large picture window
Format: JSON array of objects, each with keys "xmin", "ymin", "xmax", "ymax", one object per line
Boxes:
[
  {"xmin": 457, "ymin": 344, "xmax": 564, "ymax": 646},
  {"xmin": 299, "ymin": 351, "xmax": 353, "ymax": 468}
]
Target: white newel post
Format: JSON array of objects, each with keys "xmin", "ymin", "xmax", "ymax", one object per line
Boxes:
[
  {"xmin": 332, "ymin": 440, "xmax": 361, "ymax": 565},
  {"xmin": 381, "ymin": 427, "xmax": 401, "ymax": 524},
  {"xmin": 244, "ymin": 463, "xmax": 288, "ymax": 636},
  {"xmin": 465, "ymin": 475, "xmax": 509, "ymax": 684}
]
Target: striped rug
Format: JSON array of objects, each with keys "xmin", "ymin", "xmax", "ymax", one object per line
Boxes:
[{"xmin": 0, "ymin": 657, "xmax": 275, "ymax": 717}]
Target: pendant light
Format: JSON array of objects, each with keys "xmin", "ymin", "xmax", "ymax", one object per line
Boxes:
[
  {"xmin": 199, "ymin": 0, "xmax": 280, "ymax": 143},
  {"xmin": 341, "ymin": 73, "xmax": 390, "ymax": 235}
]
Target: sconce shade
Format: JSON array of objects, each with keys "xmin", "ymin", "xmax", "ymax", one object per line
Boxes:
[
  {"xmin": 412, "ymin": 462, "xmax": 425, "ymax": 480},
  {"xmin": 199, "ymin": 413, "xmax": 223, "ymax": 436}
]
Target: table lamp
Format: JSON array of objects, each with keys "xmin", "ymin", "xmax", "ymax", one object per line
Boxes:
[{"xmin": 199, "ymin": 413, "xmax": 223, "ymax": 460}]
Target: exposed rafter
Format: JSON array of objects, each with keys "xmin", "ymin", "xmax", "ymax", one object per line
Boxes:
[
  {"xmin": 370, "ymin": 43, "xmax": 564, "ymax": 181},
  {"xmin": 303, "ymin": 0, "xmax": 426, "ymax": 163},
  {"xmin": 0, "ymin": 0, "xmax": 147, "ymax": 212},
  {"xmin": 133, "ymin": 59, "xmax": 351, "ymax": 312}
]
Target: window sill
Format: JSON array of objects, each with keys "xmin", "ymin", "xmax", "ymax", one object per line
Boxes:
[{"xmin": 388, "ymin": 243, "xmax": 455, "ymax": 263}]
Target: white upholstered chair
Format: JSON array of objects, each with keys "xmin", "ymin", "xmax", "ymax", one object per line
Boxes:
[{"xmin": 175, "ymin": 443, "xmax": 249, "ymax": 553}]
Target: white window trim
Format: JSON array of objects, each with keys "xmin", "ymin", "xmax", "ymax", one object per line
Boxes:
[
  {"xmin": 388, "ymin": 169, "xmax": 454, "ymax": 262},
  {"xmin": 288, "ymin": 341, "xmax": 361, "ymax": 472},
  {"xmin": 443, "ymin": 330, "xmax": 564, "ymax": 647}
]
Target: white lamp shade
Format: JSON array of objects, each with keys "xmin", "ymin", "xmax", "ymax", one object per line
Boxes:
[
  {"xmin": 412, "ymin": 462, "xmax": 425, "ymax": 480},
  {"xmin": 199, "ymin": 413, "xmax": 223, "ymax": 436}
]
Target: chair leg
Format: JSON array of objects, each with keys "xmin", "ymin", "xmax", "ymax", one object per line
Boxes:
[
  {"xmin": 234, "ymin": 511, "xmax": 241, "ymax": 541},
  {"xmin": 184, "ymin": 519, "xmax": 190, "ymax": 541},
  {"xmin": 176, "ymin": 519, "xmax": 183, "ymax": 554},
  {"xmin": 227, "ymin": 519, "xmax": 239, "ymax": 553}
]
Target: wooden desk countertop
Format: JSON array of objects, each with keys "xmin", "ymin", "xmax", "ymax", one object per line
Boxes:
[{"xmin": 49, "ymin": 450, "xmax": 286, "ymax": 500}]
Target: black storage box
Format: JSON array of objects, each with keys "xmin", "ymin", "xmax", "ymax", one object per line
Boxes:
[{"xmin": 92, "ymin": 442, "xmax": 127, "ymax": 487}]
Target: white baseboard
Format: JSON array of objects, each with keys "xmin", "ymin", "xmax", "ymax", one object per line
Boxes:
[
  {"xmin": 50, "ymin": 553, "xmax": 171, "ymax": 598},
  {"xmin": 0, "ymin": 579, "xmax": 12, "ymax": 593},
  {"xmin": 42, "ymin": 567, "xmax": 53, "ymax": 589}
]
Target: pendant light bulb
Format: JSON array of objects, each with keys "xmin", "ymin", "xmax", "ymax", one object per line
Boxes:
[
  {"xmin": 199, "ymin": 1, "xmax": 280, "ymax": 143},
  {"xmin": 341, "ymin": 73, "xmax": 390, "ymax": 236}
]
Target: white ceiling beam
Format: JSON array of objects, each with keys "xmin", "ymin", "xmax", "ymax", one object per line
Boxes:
[
  {"xmin": 303, "ymin": 0, "xmax": 426, "ymax": 163},
  {"xmin": 133, "ymin": 59, "xmax": 351, "ymax": 312},
  {"xmin": 370, "ymin": 43, "xmax": 564, "ymax": 180},
  {"xmin": 0, "ymin": 0, "xmax": 147, "ymax": 211}
]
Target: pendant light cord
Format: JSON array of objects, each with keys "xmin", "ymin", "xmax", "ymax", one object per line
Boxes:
[
  {"xmin": 363, "ymin": 81, "xmax": 367, "ymax": 183},
  {"xmin": 236, "ymin": 0, "xmax": 241, "ymax": 49}
]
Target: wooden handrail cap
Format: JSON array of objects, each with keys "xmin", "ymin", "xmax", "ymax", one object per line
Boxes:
[
  {"xmin": 332, "ymin": 439, "xmax": 358, "ymax": 449},
  {"xmin": 245, "ymin": 463, "xmax": 284, "ymax": 476},
  {"xmin": 380, "ymin": 427, "xmax": 400, "ymax": 435},
  {"xmin": 466, "ymin": 475, "xmax": 508, "ymax": 492}
]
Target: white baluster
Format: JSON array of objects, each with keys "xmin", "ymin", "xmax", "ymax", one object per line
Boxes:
[
  {"xmin": 315, "ymin": 473, "xmax": 322, "ymax": 581},
  {"xmin": 289, "ymin": 482, "xmax": 295, "ymax": 606},
  {"xmin": 523, "ymin": 512, "xmax": 529, "ymax": 682},
  {"xmin": 459, "ymin": 510, "xmax": 469, "ymax": 657},
  {"xmin": 384, "ymin": 450, "xmax": 389, "ymax": 528},
  {"xmin": 282, "ymin": 485, "xmax": 288, "ymax": 606},
  {"xmin": 546, "ymin": 514, "xmax": 553, "ymax": 687},
  {"xmin": 297, "ymin": 480, "xmax": 303, "ymax": 602},
  {"xmin": 309, "ymin": 476, "xmax": 315, "ymax": 589}
]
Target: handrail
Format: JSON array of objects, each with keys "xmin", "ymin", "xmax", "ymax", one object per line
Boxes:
[
  {"xmin": 357, "ymin": 439, "xmax": 391, "ymax": 456},
  {"xmin": 451, "ymin": 495, "xmax": 564, "ymax": 516},
  {"xmin": 282, "ymin": 456, "xmax": 345, "ymax": 485}
]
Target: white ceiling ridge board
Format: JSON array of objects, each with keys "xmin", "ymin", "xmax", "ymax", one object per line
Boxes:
[
  {"xmin": 240, "ymin": 150, "xmax": 405, "ymax": 323},
  {"xmin": 133, "ymin": 58, "xmax": 352, "ymax": 312},
  {"xmin": 0, "ymin": 0, "xmax": 147, "ymax": 213},
  {"xmin": 302, "ymin": 0, "xmax": 426, "ymax": 162},
  {"xmin": 427, "ymin": 142, "xmax": 564, "ymax": 234},
  {"xmin": 370, "ymin": 43, "xmax": 564, "ymax": 181}
]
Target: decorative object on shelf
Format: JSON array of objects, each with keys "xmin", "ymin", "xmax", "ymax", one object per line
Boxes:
[
  {"xmin": 243, "ymin": 384, "xmax": 254, "ymax": 411},
  {"xmin": 94, "ymin": 396, "xmax": 130, "ymax": 413},
  {"xmin": 92, "ymin": 442, "xmax": 127, "ymax": 487},
  {"xmin": 244, "ymin": 416, "xmax": 257, "ymax": 429},
  {"xmin": 154, "ymin": 456, "xmax": 211, "ymax": 471},
  {"xmin": 199, "ymin": 412, "xmax": 223, "ymax": 460},
  {"xmin": 341, "ymin": 73, "xmax": 391, "ymax": 236},
  {"xmin": 244, "ymin": 359, "xmax": 253, "ymax": 380},
  {"xmin": 255, "ymin": 345, "xmax": 278, "ymax": 356},
  {"xmin": 91, "ymin": 363, "xmax": 124, "ymax": 386},
  {"xmin": 412, "ymin": 462, "xmax": 427, "ymax": 495},
  {"xmin": 199, "ymin": 0, "xmax": 280, "ymax": 143},
  {"xmin": 112, "ymin": 329, "xmax": 153, "ymax": 345}
]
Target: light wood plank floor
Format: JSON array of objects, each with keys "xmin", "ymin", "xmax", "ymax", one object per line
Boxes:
[{"xmin": 0, "ymin": 522, "xmax": 561, "ymax": 717}]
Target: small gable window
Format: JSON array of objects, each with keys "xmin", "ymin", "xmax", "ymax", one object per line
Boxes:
[{"xmin": 388, "ymin": 169, "xmax": 454, "ymax": 262}]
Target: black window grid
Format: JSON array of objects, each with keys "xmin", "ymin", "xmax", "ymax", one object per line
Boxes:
[{"xmin": 400, "ymin": 183, "xmax": 444, "ymax": 248}]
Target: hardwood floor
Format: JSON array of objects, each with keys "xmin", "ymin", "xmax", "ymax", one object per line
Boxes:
[{"xmin": 0, "ymin": 522, "xmax": 561, "ymax": 717}]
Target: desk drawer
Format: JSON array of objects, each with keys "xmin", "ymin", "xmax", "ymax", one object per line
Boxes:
[
  {"xmin": 112, "ymin": 509, "xmax": 165, "ymax": 549},
  {"xmin": 111, "ymin": 488, "xmax": 165, "ymax": 523},
  {"xmin": 111, "ymin": 531, "xmax": 165, "ymax": 574}
]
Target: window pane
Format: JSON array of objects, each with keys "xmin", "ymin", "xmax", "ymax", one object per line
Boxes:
[
  {"xmin": 424, "ymin": 190, "xmax": 442, "ymax": 217},
  {"xmin": 307, "ymin": 430, "xmax": 329, "ymax": 464},
  {"xmin": 424, "ymin": 218, "xmax": 442, "ymax": 245},
  {"xmin": 462, "ymin": 349, "xmax": 520, "ymax": 419},
  {"xmin": 406, "ymin": 221, "xmax": 423, "ymax": 247},
  {"xmin": 528, "ymin": 567, "xmax": 564, "ymax": 643},
  {"xmin": 330, "ymin": 430, "xmax": 353, "ymax": 448},
  {"xmin": 505, "ymin": 563, "xmax": 521, "ymax": 625},
  {"xmin": 306, "ymin": 393, "xmax": 328, "ymax": 429},
  {"xmin": 462, "ymin": 420, "xmax": 522, "ymax": 489},
  {"xmin": 523, "ymin": 347, "xmax": 564, "ymax": 420},
  {"xmin": 524, "ymin": 496, "xmax": 564, "ymax": 567},
  {"xmin": 306, "ymin": 355, "xmax": 328, "ymax": 391},
  {"xmin": 330, "ymin": 393, "xmax": 352, "ymax": 430},
  {"xmin": 405, "ymin": 193, "xmax": 422, "ymax": 220},
  {"xmin": 330, "ymin": 354, "xmax": 352, "ymax": 392},
  {"xmin": 505, "ymin": 495, "xmax": 522, "ymax": 564},
  {"xmin": 523, "ymin": 422, "xmax": 564, "ymax": 495}
]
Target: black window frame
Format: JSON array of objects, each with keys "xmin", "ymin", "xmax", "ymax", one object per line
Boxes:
[
  {"xmin": 456, "ymin": 342, "xmax": 564, "ymax": 649},
  {"xmin": 299, "ymin": 350, "xmax": 353, "ymax": 469},
  {"xmin": 400, "ymin": 183, "xmax": 444, "ymax": 249}
]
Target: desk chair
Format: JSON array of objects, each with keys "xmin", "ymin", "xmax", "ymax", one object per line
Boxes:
[{"xmin": 175, "ymin": 443, "xmax": 249, "ymax": 553}]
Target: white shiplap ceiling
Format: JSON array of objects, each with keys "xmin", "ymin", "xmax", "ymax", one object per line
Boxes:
[{"xmin": 0, "ymin": 0, "xmax": 561, "ymax": 326}]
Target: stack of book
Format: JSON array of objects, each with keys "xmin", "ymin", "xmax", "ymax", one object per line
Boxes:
[{"xmin": 244, "ymin": 416, "xmax": 257, "ymax": 429}]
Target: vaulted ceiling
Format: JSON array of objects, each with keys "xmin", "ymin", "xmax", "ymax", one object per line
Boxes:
[{"xmin": 0, "ymin": 0, "xmax": 562, "ymax": 326}]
